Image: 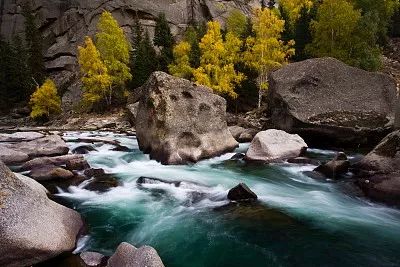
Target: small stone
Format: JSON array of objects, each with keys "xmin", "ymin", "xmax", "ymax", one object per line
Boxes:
[{"xmin": 227, "ymin": 183, "xmax": 258, "ymax": 201}]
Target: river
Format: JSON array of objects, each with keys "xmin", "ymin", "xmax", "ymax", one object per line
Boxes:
[{"xmin": 58, "ymin": 131, "xmax": 400, "ymax": 267}]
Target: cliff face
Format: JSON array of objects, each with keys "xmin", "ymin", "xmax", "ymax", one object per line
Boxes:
[{"xmin": 0, "ymin": 0, "xmax": 259, "ymax": 110}]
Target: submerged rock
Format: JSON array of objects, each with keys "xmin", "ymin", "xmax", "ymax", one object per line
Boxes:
[
  {"xmin": 136, "ymin": 72, "xmax": 238, "ymax": 165},
  {"xmin": 245, "ymin": 130, "xmax": 308, "ymax": 163},
  {"xmin": 228, "ymin": 183, "xmax": 258, "ymax": 201},
  {"xmin": 108, "ymin": 242, "xmax": 165, "ymax": 267},
  {"xmin": 314, "ymin": 152, "xmax": 350, "ymax": 179},
  {"xmin": 80, "ymin": 251, "xmax": 107, "ymax": 267},
  {"xmin": 0, "ymin": 161, "xmax": 83, "ymax": 266},
  {"xmin": 72, "ymin": 145, "xmax": 97, "ymax": 154},
  {"xmin": 267, "ymin": 57, "xmax": 397, "ymax": 149}
]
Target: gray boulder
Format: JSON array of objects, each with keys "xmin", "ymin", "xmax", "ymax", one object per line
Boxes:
[
  {"xmin": 136, "ymin": 72, "xmax": 238, "ymax": 165},
  {"xmin": 28, "ymin": 165, "xmax": 75, "ymax": 181},
  {"xmin": 0, "ymin": 132, "xmax": 44, "ymax": 142},
  {"xmin": 0, "ymin": 161, "xmax": 83, "ymax": 267},
  {"xmin": 314, "ymin": 152, "xmax": 350, "ymax": 179},
  {"xmin": 80, "ymin": 251, "xmax": 107, "ymax": 267},
  {"xmin": 20, "ymin": 154, "xmax": 88, "ymax": 171},
  {"xmin": 5, "ymin": 135, "xmax": 69, "ymax": 158},
  {"xmin": 354, "ymin": 130, "xmax": 400, "ymax": 206},
  {"xmin": 108, "ymin": 242, "xmax": 164, "ymax": 267},
  {"xmin": 0, "ymin": 145, "xmax": 29, "ymax": 165},
  {"xmin": 267, "ymin": 57, "xmax": 397, "ymax": 148},
  {"xmin": 229, "ymin": 126, "xmax": 258, "ymax": 143},
  {"xmin": 245, "ymin": 130, "xmax": 307, "ymax": 162}
]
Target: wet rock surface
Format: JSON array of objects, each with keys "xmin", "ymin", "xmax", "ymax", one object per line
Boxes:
[
  {"xmin": 314, "ymin": 152, "xmax": 350, "ymax": 179},
  {"xmin": 228, "ymin": 183, "xmax": 258, "ymax": 201},
  {"xmin": 267, "ymin": 57, "xmax": 397, "ymax": 149},
  {"xmin": 108, "ymin": 242, "xmax": 165, "ymax": 267}
]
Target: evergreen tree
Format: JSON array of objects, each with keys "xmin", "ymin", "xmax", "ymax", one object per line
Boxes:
[
  {"xmin": 278, "ymin": 4, "xmax": 294, "ymax": 42},
  {"xmin": 22, "ymin": 2, "xmax": 46, "ymax": 87},
  {"xmin": 153, "ymin": 13, "xmax": 174, "ymax": 72},
  {"xmin": 293, "ymin": 5, "xmax": 315, "ymax": 61},
  {"xmin": 183, "ymin": 22, "xmax": 207, "ymax": 69},
  {"xmin": 129, "ymin": 30, "xmax": 157, "ymax": 88},
  {"xmin": 29, "ymin": 79, "xmax": 61, "ymax": 120}
]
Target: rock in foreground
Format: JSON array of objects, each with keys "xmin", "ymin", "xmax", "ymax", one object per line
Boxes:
[
  {"xmin": 108, "ymin": 242, "xmax": 164, "ymax": 267},
  {"xmin": 245, "ymin": 130, "xmax": 307, "ymax": 162},
  {"xmin": 228, "ymin": 183, "xmax": 258, "ymax": 201},
  {"xmin": 267, "ymin": 57, "xmax": 397, "ymax": 148},
  {"xmin": 136, "ymin": 72, "xmax": 238, "ymax": 165},
  {"xmin": 0, "ymin": 161, "xmax": 83, "ymax": 266}
]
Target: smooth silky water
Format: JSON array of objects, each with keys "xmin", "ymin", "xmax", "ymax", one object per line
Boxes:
[{"xmin": 59, "ymin": 132, "xmax": 400, "ymax": 267}]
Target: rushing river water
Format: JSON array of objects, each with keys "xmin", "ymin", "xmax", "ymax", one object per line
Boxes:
[{"xmin": 58, "ymin": 132, "xmax": 400, "ymax": 267}]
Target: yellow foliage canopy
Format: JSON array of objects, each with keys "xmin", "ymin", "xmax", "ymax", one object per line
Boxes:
[
  {"xmin": 78, "ymin": 36, "xmax": 112, "ymax": 106},
  {"xmin": 96, "ymin": 11, "xmax": 132, "ymax": 87},
  {"xmin": 29, "ymin": 79, "xmax": 61, "ymax": 119},
  {"xmin": 193, "ymin": 21, "xmax": 244, "ymax": 99},
  {"xmin": 279, "ymin": 0, "xmax": 313, "ymax": 27},
  {"xmin": 168, "ymin": 41, "xmax": 193, "ymax": 79}
]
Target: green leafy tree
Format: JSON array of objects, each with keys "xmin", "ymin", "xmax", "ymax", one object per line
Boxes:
[
  {"xmin": 351, "ymin": 0, "xmax": 399, "ymax": 44},
  {"xmin": 78, "ymin": 36, "xmax": 112, "ymax": 107},
  {"xmin": 244, "ymin": 7, "xmax": 295, "ymax": 108},
  {"xmin": 22, "ymin": 2, "xmax": 46, "ymax": 87},
  {"xmin": 226, "ymin": 9, "xmax": 248, "ymax": 37},
  {"xmin": 307, "ymin": 0, "xmax": 382, "ymax": 71},
  {"xmin": 29, "ymin": 79, "xmax": 61, "ymax": 120},
  {"xmin": 96, "ymin": 11, "xmax": 132, "ymax": 100},
  {"xmin": 154, "ymin": 13, "xmax": 175, "ymax": 72}
]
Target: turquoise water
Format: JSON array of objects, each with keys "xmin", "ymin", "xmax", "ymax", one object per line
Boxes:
[{"xmin": 59, "ymin": 132, "xmax": 400, "ymax": 267}]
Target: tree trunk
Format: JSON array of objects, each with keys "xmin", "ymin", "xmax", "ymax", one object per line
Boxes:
[{"xmin": 258, "ymin": 88, "xmax": 262, "ymax": 109}]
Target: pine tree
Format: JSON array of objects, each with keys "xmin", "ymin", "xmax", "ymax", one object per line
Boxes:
[
  {"xmin": 183, "ymin": 23, "xmax": 207, "ymax": 68},
  {"xmin": 153, "ymin": 13, "xmax": 174, "ymax": 72},
  {"xmin": 29, "ymin": 79, "xmax": 61, "ymax": 120},
  {"xmin": 22, "ymin": 2, "xmax": 46, "ymax": 87},
  {"xmin": 293, "ymin": 5, "xmax": 315, "ymax": 61},
  {"xmin": 78, "ymin": 36, "xmax": 112, "ymax": 107},
  {"xmin": 193, "ymin": 21, "xmax": 245, "ymax": 99},
  {"xmin": 244, "ymin": 8, "xmax": 295, "ymax": 108},
  {"xmin": 129, "ymin": 30, "xmax": 157, "ymax": 88},
  {"xmin": 96, "ymin": 11, "xmax": 132, "ymax": 99}
]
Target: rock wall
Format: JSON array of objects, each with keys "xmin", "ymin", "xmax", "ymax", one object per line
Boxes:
[{"xmin": 0, "ymin": 0, "xmax": 259, "ymax": 110}]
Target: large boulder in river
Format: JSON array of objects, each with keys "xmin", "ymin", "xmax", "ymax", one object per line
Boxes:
[
  {"xmin": 267, "ymin": 57, "xmax": 397, "ymax": 148},
  {"xmin": 245, "ymin": 130, "xmax": 307, "ymax": 162},
  {"xmin": 136, "ymin": 72, "xmax": 238, "ymax": 165},
  {"xmin": 0, "ymin": 161, "xmax": 83, "ymax": 266},
  {"xmin": 108, "ymin": 242, "xmax": 165, "ymax": 267},
  {"xmin": 354, "ymin": 130, "xmax": 400, "ymax": 206}
]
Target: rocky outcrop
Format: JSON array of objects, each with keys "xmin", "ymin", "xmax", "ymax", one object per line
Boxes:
[
  {"xmin": 267, "ymin": 57, "xmax": 397, "ymax": 149},
  {"xmin": 227, "ymin": 183, "xmax": 258, "ymax": 201},
  {"xmin": 136, "ymin": 72, "xmax": 238, "ymax": 165},
  {"xmin": 108, "ymin": 242, "xmax": 165, "ymax": 267},
  {"xmin": 0, "ymin": 131, "xmax": 44, "ymax": 142},
  {"xmin": 229, "ymin": 126, "xmax": 258, "ymax": 143},
  {"xmin": 0, "ymin": 0, "xmax": 259, "ymax": 110},
  {"xmin": 0, "ymin": 161, "xmax": 83, "ymax": 266},
  {"xmin": 314, "ymin": 152, "xmax": 350, "ymax": 179},
  {"xmin": 245, "ymin": 129, "xmax": 307, "ymax": 163},
  {"xmin": 354, "ymin": 130, "xmax": 400, "ymax": 206}
]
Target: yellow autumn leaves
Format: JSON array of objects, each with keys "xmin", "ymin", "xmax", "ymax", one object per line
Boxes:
[{"xmin": 169, "ymin": 8, "xmax": 294, "ymax": 106}]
